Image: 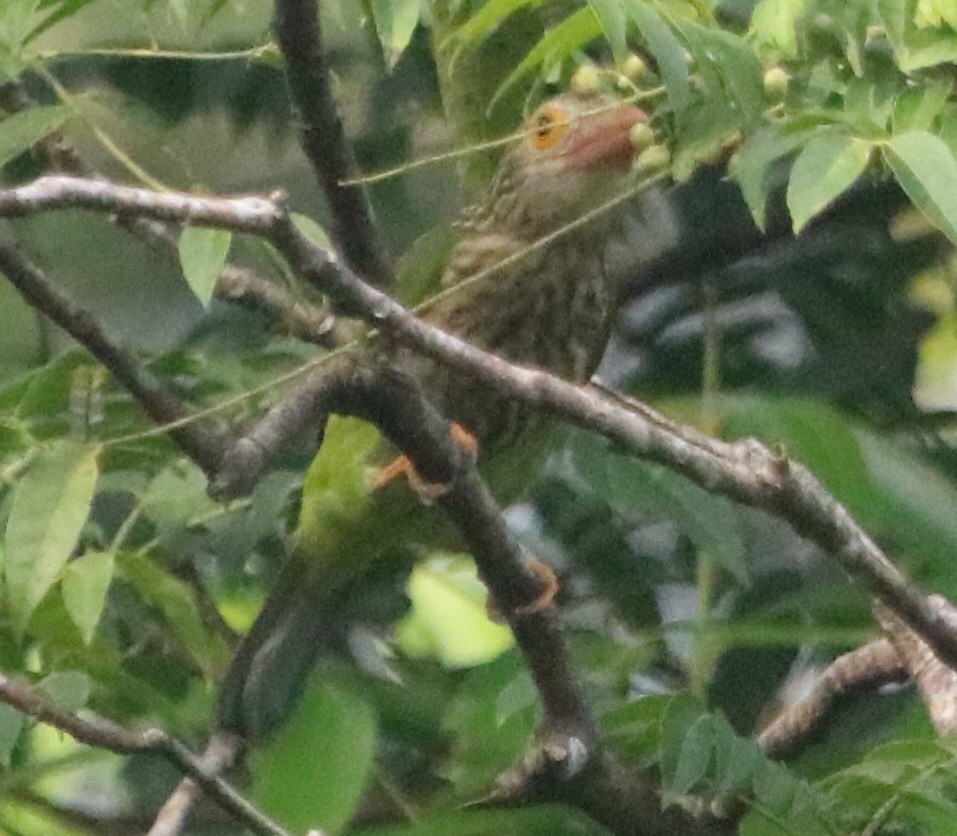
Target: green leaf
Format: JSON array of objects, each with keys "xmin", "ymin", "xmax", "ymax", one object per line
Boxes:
[
  {"xmin": 892, "ymin": 83, "xmax": 951, "ymax": 134},
  {"xmin": 26, "ymin": 0, "xmax": 102, "ymax": 44},
  {"xmin": 0, "ymin": 702, "xmax": 23, "ymax": 767},
  {"xmin": 717, "ymin": 735, "xmax": 761, "ymax": 793},
  {"xmin": 878, "ymin": 0, "xmax": 957, "ymax": 70},
  {"xmin": 495, "ymin": 669, "xmax": 536, "ymax": 728},
  {"xmin": 0, "ymin": 105, "xmax": 69, "ymax": 170},
  {"xmin": 787, "ymin": 133, "xmax": 873, "ymax": 233},
  {"xmin": 396, "ymin": 555, "xmax": 513, "ymax": 668},
  {"xmin": 177, "ymin": 226, "xmax": 231, "ymax": 306},
  {"xmin": 360, "ymin": 806, "xmax": 611, "ymax": 835},
  {"xmin": 602, "ymin": 694, "xmax": 672, "ymax": 761},
  {"xmin": 730, "ymin": 125, "xmax": 813, "ymax": 230},
  {"xmin": 36, "ymin": 670, "xmax": 92, "ymax": 712},
  {"xmin": 493, "ymin": 8, "xmax": 603, "ymax": 107},
  {"xmin": 884, "ymin": 131, "xmax": 957, "ymax": 246},
  {"xmin": 750, "ymin": 0, "xmax": 805, "ymax": 57},
  {"xmin": 569, "ymin": 434, "xmax": 748, "ymax": 582},
  {"xmin": 671, "ymin": 97, "xmax": 742, "ymax": 182},
  {"xmin": 878, "ymin": 0, "xmax": 909, "ymax": 52},
  {"xmin": 140, "ymin": 462, "xmax": 220, "ymax": 536},
  {"xmin": 454, "ymin": 0, "xmax": 541, "ymax": 45},
  {"xmin": 669, "ymin": 714, "xmax": 717, "ymax": 800},
  {"xmin": 855, "ymin": 430, "xmax": 957, "ymax": 582},
  {"xmin": 290, "ymin": 211, "xmax": 332, "ymax": 250},
  {"xmin": 61, "ymin": 550, "xmax": 114, "ymax": 645},
  {"xmin": 115, "ymin": 552, "xmax": 226, "ymax": 678},
  {"xmin": 444, "ymin": 654, "xmax": 537, "ymax": 796},
  {"xmin": 396, "ymin": 224, "xmax": 458, "ymax": 305},
  {"xmin": 940, "ymin": 108, "xmax": 957, "ymax": 159},
  {"xmin": 251, "ymin": 681, "xmax": 376, "ymax": 833},
  {"xmin": 659, "ymin": 693, "xmax": 707, "ymax": 802},
  {"xmin": 752, "ymin": 760, "xmax": 800, "ymax": 812},
  {"xmin": 0, "ymin": 0, "xmax": 40, "ymax": 80},
  {"xmin": 370, "ymin": 0, "xmax": 421, "ymax": 70},
  {"xmin": 843, "ymin": 78, "xmax": 897, "ymax": 133},
  {"xmin": 916, "ymin": 0, "xmax": 957, "ymax": 28},
  {"xmin": 626, "ymin": 2, "xmax": 690, "ymax": 112},
  {"xmin": 4, "ymin": 441, "xmax": 100, "ymax": 634},
  {"xmin": 588, "ymin": 0, "xmax": 627, "ymax": 62},
  {"xmin": 680, "ymin": 23, "xmax": 765, "ymax": 125},
  {"xmin": 362, "ymin": 806, "xmax": 610, "ymax": 835}
]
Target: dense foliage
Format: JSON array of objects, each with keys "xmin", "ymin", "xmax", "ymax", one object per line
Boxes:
[{"xmin": 1, "ymin": 0, "xmax": 957, "ymax": 833}]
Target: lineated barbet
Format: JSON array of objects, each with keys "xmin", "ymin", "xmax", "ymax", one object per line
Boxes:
[{"xmin": 217, "ymin": 91, "xmax": 649, "ymax": 737}]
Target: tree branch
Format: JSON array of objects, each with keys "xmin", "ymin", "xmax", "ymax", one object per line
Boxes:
[
  {"xmin": 216, "ymin": 358, "xmax": 724, "ymax": 835},
  {"xmin": 147, "ymin": 733, "xmax": 243, "ymax": 836},
  {"xmin": 877, "ymin": 596, "xmax": 957, "ymax": 735},
  {"xmin": 0, "ymin": 237, "xmax": 229, "ymax": 475},
  {"xmin": 0, "ymin": 669, "xmax": 287, "ymax": 836},
  {"xmin": 0, "ymin": 174, "xmax": 952, "ymax": 675},
  {"xmin": 273, "ymin": 0, "xmax": 394, "ymax": 287},
  {"xmin": 757, "ymin": 638, "xmax": 908, "ymax": 758},
  {"xmin": 493, "ymin": 732, "xmax": 733, "ymax": 836},
  {"xmin": 759, "ymin": 595, "xmax": 957, "ymax": 757},
  {"xmin": 0, "ymin": 80, "xmax": 341, "ymax": 348}
]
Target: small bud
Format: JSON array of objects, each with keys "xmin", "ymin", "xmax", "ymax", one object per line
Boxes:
[
  {"xmin": 619, "ymin": 53, "xmax": 648, "ymax": 81},
  {"xmin": 633, "ymin": 144, "xmax": 671, "ymax": 175},
  {"xmin": 571, "ymin": 64, "xmax": 601, "ymax": 94},
  {"xmin": 763, "ymin": 66, "xmax": 790, "ymax": 102},
  {"xmin": 629, "ymin": 122, "xmax": 656, "ymax": 152}
]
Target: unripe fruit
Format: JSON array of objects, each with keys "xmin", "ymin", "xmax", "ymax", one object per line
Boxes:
[
  {"xmin": 620, "ymin": 53, "xmax": 648, "ymax": 81},
  {"xmin": 629, "ymin": 122, "xmax": 656, "ymax": 152},
  {"xmin": 571, "ymin": 64, "xmax": 601, "ymax": 94},
  {"xmin": 633, "ymin": 144, "xmax": 671, "ymax": 175},
  {"xmin": 763, "ymin": 66, "xmax": 790, "ymax": 102}
]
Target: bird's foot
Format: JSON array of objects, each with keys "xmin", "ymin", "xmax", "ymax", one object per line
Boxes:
[
  {"xmin": 487, "ymin": 556, "xmax": 560, "ymax": 623},
  {"xmin": 372, "ymin": 422, "xmax": 479, "ymax": 504}
]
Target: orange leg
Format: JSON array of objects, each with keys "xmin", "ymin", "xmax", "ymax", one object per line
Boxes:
[{"xmin": 371, "ymin": 422, "xmax": 479, "ymax": 502}]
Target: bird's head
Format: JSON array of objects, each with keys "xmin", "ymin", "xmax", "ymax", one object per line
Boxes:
[{"xmin": 486, "ymin": 92, "xmax": 649, "ymax": 232}]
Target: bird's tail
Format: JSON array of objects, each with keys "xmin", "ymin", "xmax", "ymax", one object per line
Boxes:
[
  {"xmin": 214, "ymin": 416, "xmax": 434, "ymax": 738},
  {"xmin": 215, "ymin": 548, "xmax": 338, "ymax": 739}
]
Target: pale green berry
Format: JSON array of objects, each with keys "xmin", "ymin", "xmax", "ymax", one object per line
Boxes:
[
  {"xmin": 620, "ymin": 54, "xmax": 648, "ymax": 81},
  {"xmin": 571, "ymin": 64, "xmax": 601, "ymax": 94},
  {"xmin": 633, "ymin": 144, "xmax": 671, "ymax": 175},
  {"xmin": 763, "ymin": 66, "xmax": 790, "ymax": 102},
  {"xmin": 629, "ymin": 122, "xmax": 656, "ymax": 152}
]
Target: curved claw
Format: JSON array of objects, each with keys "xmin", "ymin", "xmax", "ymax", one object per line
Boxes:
[
  {"xmin": 371, "ymin": 422, "xmax": 479, "ymax": 504},
  {"xmin": 487, "ymin": 556, "xmax": 560, "ymax": 623}
]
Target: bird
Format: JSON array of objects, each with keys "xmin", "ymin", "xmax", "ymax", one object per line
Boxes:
[{"xmin": 216, "ymin": 90, "xmax": 649, "ymax": 738}]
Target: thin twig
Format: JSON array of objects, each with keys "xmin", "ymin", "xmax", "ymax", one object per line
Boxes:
[
  {"xmin": 757, "ymin": 639, "xmax": 908, "ymax": 758},
  {"xmin": 0, "ymin": 670, "xmax": 287, "ymax": 836},
  {"xmin": 0, "ymin": 237, "xmax": 230, "ymax": 475},
  {"xmin": 0, "ymin": 79, "xmax": 340, "ymax": 348},
  {"xmin": 147, "ymin": 732, "xmax": 244, "ymax": 836}
]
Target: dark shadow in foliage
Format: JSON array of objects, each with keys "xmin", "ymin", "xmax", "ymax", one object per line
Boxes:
[{"xmin": 613, "ymin": 169, "xmax": 940, "ymax": 422}]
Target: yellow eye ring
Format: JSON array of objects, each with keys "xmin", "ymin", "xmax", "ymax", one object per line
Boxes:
[{"xmin": 529, "ymin": 105, "xmax": 570, "ymax": 150}]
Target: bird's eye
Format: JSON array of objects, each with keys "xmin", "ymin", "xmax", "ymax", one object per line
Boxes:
[{"xmin": 529, "ymin": 105, "xmax": 569, "ymax": 150}]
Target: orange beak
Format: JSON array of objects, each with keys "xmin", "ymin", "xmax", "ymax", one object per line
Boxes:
[{"xmin": 563, "ymin": 104, "xmax": 648, "ymax": 170}]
